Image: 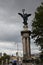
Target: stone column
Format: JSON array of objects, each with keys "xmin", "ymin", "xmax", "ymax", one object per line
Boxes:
[
  {"xmin": 21, "ymin": 26, "xmax": 32, "ymax": 65},
  {"xmin": 22, "ymin": 37, "xmax": 26, "ymax": 56},
  {"xmin": 27, "ymin": 37, "xmax": 31, "ymax": 58},
  {"xmin": 21, "ymin": 30, "xmax": 31, "ymax": 59}
]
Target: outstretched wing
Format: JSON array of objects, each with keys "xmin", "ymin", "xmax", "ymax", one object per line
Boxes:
[
  {"xmin": 18, "ymin": 13, "xmax": 23, "ymax": 18},
  {"xmin": 27, "ymin": 14, "xmax": 31, "ymax": 17}
]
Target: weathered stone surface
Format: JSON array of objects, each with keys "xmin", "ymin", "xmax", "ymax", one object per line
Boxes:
[{"xmin": 21, "ymin": 25, "xmax": 32, "ymax": 65}]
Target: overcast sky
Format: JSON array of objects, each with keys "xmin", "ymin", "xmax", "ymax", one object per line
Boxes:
[{"xmin": 0, "ymin": 0, "xmax": 43, "ymax": 56}]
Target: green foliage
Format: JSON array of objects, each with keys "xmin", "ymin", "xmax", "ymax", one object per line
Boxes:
[
  {"xmin": 0, "ymin": 53, "xmax": 10, "ymax": 64},
  {"xmin": 32, "ymin": 2, "xmax": 43, "ymax": 50}
]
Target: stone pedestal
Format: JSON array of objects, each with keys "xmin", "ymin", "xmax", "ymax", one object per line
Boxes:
[
  {"xmin": 22, "ymin": 63, "xmax": 32, "ymax": 65},
  {"xmin": 21, "ymin": 25, "xmax": 32, "ymax": 65}
]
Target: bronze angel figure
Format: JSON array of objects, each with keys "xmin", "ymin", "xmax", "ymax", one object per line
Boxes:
[{"xmin": 18, "ymin": 13, "xmax": 31, "ymax": 25}]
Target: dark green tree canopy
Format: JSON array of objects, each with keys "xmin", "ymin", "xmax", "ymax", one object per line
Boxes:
[{"xmin": 32, "ymin": 3, "xmax": 43, "ymax": 50}]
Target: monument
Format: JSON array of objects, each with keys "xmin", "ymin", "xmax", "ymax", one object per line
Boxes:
[{"xmin": 18, "ymin": 9, "xmax": 32, "ymax": 65}]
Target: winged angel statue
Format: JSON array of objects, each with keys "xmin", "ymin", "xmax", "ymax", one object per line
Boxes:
[{"xmin": 18, "ymin": 9, "xmax": 31, "ymax": 25}]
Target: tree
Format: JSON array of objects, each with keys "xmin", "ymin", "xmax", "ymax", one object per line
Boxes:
[
  {"xmin": 32, "ymin": 2, "xmax": 43, "ymax": 64},
  {"xmin": 0, "ymin": 53, "xmax": 10, "ymax": 65},
  {"xmin": 32, "ymin": 2, "xmax": 43, "ymax": 50},
  {"xmin": 3, "ymin": 53, "xmax": 10, "ymax": 64}
]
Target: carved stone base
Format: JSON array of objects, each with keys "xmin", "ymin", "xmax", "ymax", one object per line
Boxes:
[
  {"xmin": 22, "ymin": 59, "xmax": 32, "ymax": 65},
  {"xmin": 23, "ymin": 58, "xmax": 32, "ymax": 62},
  {"xmin": 22, "ymin": 63, "xmax": 32, "ymax": 65},
  {"xmin": 23, "ymin": 25, "xmax": 28, "ymax": 31}
]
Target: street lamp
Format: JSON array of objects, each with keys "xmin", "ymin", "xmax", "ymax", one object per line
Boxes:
[{"xmin": 16, "ymin": 43, "xmax": 19, "ymax": 61}]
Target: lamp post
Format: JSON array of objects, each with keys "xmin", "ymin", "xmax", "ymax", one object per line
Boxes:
[{"xmin": 16, "ymin": 43, "xmax": 19, "ymax": 61}]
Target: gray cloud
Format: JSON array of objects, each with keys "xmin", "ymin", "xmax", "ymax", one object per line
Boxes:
[{"xmin": 0, "ymin": 23, "xmax": 22, "ymax": 42}]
